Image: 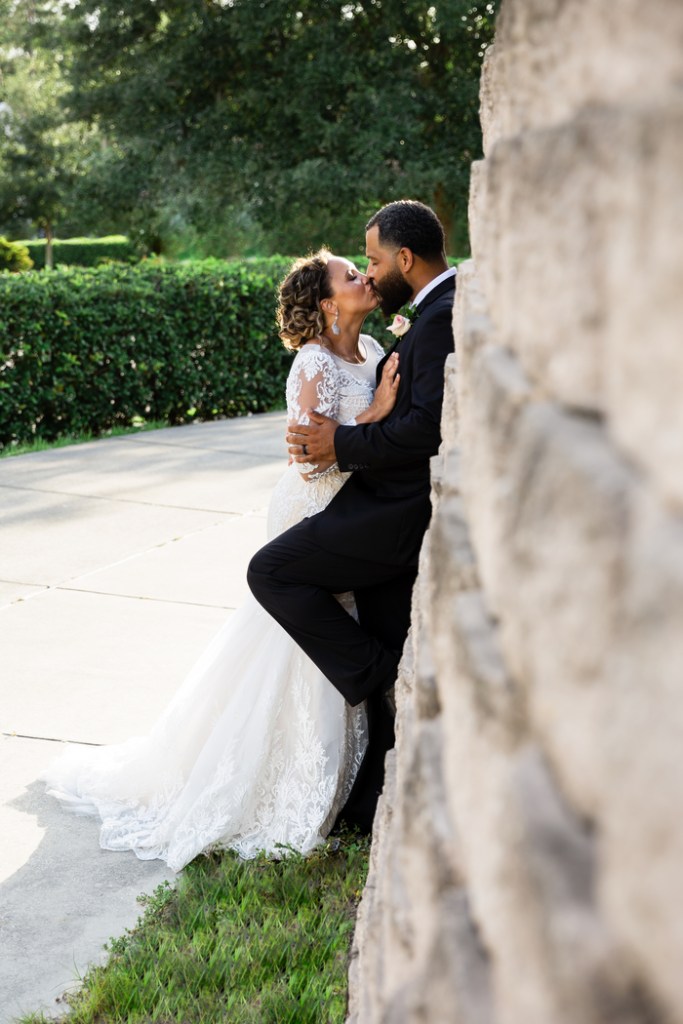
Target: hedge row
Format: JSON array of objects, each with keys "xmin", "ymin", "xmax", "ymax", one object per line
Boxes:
[
  {"xmin": 0, "ymin": 261, "xmax": 293, "ymax": 449},
  {"xmin": 16, "ymin": 235, "xmax": 137, "ymax": 269}
]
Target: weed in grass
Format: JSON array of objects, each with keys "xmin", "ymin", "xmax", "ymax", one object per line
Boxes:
[{"xmin": 16, "ymin": 829, "xmax": 369, "ymax": 1024}]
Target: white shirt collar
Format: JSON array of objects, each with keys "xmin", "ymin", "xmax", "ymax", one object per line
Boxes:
[{"xmin": 410, "ymin": 266, "xmax": 457, "ymax": 310}]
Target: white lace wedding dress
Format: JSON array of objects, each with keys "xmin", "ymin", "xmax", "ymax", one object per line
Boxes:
[{"xmin": 43, "ymin": 335, "xmax": 385, "ymax": 871}]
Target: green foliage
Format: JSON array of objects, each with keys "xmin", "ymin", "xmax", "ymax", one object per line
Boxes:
[
  {"xmin": 0, "ymin": 260, "xmax": 292, "ymax": 449},
  {"xmin": 0, "ymin": 40, "xmax": 100, "ymax": 243},
  {"xmin": 5, "ymin": 0, "xmax": 499, "ymax": 256},
  {"xmin": 17, "ymin": 235, "xmax": 138, "ymax": 270},
  {"xmin": 17, "ymin": 831, "xmax": 370, "ymax": 1024},
  {"xmin": 0, "ymin": 235, "xmax": 33, "ymax": 272}
]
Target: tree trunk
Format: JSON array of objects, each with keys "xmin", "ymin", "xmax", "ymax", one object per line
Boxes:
[{"xmin": 45, "ymin": 222, "xmax": 54, "ymax": 270}]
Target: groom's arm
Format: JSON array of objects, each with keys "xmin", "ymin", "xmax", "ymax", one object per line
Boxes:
[
  {"xmin": 287, "ymin": 298, "xmax": 454, "ymax": 467},
  {"xmin": 334, "ymin": 304, "xmax": 454, "ymax": 470}
]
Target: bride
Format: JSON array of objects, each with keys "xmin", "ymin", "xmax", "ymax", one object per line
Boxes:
[{"xmin": 43, "ymin": 249, "xmax": 399, "ymax": 871}]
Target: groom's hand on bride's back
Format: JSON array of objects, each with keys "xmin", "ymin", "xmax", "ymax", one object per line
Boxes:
[{"xmin": 287, "ymin": 411, "xmax": 339, "ymax": 464}]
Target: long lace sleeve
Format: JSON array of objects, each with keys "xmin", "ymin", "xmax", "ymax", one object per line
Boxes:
[{"xmin": 286, "ymin": 346, "xmax": 340, "ymax": 477}]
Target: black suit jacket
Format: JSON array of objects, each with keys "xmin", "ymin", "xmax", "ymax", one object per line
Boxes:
[{"xmin": 307, "ymin": 274, "xmax": 456, "ymax": 566}]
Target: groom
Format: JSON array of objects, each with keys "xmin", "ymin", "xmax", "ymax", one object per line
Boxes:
[{"xmin": 248, "ymin": 199, "xmax": 456, "ymax": 830}]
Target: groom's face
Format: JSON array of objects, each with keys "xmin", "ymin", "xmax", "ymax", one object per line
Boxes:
[{"xmin": 365, "ymin": 226, "xmax": 413, "ymax": 316}]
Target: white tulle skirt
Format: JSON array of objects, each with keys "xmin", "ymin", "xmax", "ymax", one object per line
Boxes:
[{"xmin": 43, "ymin": 464, "xmax": 367, "ymax": 871}]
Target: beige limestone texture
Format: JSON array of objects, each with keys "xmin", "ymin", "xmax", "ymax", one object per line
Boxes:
[
  {"xmin": 487, "ymin": 0, "xmax": 683, "ymax": 140},
  {"xmin": 457, "ymin": 331, "xmax": 531, "ymax": 615},
  {"xmin": 439, "ymin": 351, "xmax": 460, "ymax": 453},
  {"xmin": 604, "ymin": 98, "xmax": 683, "ymax": 511},
  {"xmin": 598, "ymin": 487, "xmax": 683, "ymax": 1014},
  {"xmin": 478, "ymin": 100, "xmax": 683, "ymax": 441},
  {"xmin": 496, "ymin": 402, "xmax": 634, "ymax": 816}
]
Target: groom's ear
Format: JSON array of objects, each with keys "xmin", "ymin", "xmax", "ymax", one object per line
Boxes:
[{"xmin": 397, "ymin": 247, "xmax": 414, "ymax": 273}]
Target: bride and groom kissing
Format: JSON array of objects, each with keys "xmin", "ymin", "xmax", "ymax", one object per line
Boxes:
[{"xmin": 44, "ymin": 199, "xmax": 456, "ymax": 869}]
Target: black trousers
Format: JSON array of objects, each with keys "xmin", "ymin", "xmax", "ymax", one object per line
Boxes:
[
  {"xmin": 247, "ymin": 519, "xmax": 417, "ymax": 705},
  {"xmin": 247, "ymin": 517, "xmax": 417, "ymax": 831}
]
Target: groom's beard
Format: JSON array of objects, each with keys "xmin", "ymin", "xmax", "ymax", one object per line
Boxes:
[{"xmin": 374, "ymin": 268, "xmax": 413, "ymax": 317}]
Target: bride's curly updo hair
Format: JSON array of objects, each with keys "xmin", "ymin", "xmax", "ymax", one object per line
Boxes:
[{"xmin": 277, "ymin": 249, "xmax": 333, "ymax": 351}]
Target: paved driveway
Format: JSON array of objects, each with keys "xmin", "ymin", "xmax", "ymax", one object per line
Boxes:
[{"xmin": 0, "ymin": 413, "xmax": 287, "ymax": 1022}]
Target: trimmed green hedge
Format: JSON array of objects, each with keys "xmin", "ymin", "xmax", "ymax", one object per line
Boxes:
[
  {"xmin": 0, "ymin": 261, "xmax": 292, "ymax": 449},
  {"xmin": 16, "ymin": 235, "xmax": 137, "ymax": 270}
]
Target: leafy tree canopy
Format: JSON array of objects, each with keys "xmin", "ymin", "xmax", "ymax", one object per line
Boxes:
[
  {"xmin": 1, "ymin": 0, "xmax": 498, "ymax": 255},
  {"xmin": 0, "ymin": 0, "xmax": 103, "ymax": 260}
]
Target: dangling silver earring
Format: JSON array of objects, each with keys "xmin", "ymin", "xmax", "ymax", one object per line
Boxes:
[{"xmin": 331, "ymin": 309, "xmax": 341, "ymax": 335}]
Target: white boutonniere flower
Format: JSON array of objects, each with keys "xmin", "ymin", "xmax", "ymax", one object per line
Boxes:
[{"xmin": 387, "ymin": 313, "xmax": 412, "ymax": 338}]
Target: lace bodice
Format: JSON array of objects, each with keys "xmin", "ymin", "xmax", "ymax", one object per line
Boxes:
[{"xmin": 286, "ymin": 335, "xmax": 385, "ymax": 431}]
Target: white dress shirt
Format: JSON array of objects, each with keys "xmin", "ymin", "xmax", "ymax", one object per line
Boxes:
[{"xmin": 411, "ymin": 266, "xmax": 457, "ymax": 309}]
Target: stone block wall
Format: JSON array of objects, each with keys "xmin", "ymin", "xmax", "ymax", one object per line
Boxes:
[{"xmin": 347, "ymin": 2, "xmax": 683, "ymax": 1022}]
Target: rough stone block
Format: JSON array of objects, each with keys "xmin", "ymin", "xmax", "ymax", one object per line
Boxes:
[
  {"xmin": 604, "ymin": 99, "xmax": 683, "ymax": 510},
  {"xmin": 481, "ymin": 112, "xmax": 622, "ymax": 411},
  {"xmin": 429, "ymin": 450, "xmax": 445, "ymax": 505},
  {"xmin": 496, "ymin": 747, "xmax": 659, "ymax": 1024},
  {"xmin": 382, "ymin": 717, "xmax": 495, "ymax": 1024},
  {"xmin": 349, "ymin": 713, "xmax": 480, "ymax": 1024},
  {"xmin": 426, "ymin": 588, "xmax": 552, "ymax": 1023},
  {"xmin": 431, "ymin": 588, "xmax": 524, "ymax": 758},
  {"xmin": 467, "ymin": 162, "xmax": 492, "ymax": 300},
  {"xmin": 458, "ymin": 339, "xmax": 531, "ymax": 614},
  {"xmin": 497, "ymin": 402, "xmax": 633, "ymax": 816},
  {"xmin": 429, "ymin": 491, "xmax": 479, "ymax": 600},
  {"xmin": 400, "ymin": 532, "xmax": 440, "ymax": 724},
  {"xmin": 412, "ymin": 618, "xmax": 439, "ymax": 723},
  {"xmin": 490, "ymin": 0, "xmax": 683, "ymax": 138},
  {"xmin": 347, "ymin": 753, "xmax": 399, "ymax": 1024},
  {"xmin": 479, "ymin": 43, "xmax": 502, "ymax": 156},
  {"xmin": 440, "ymin": 352, "xmax": 460, "ymax": 454},
  {"xmin": 480, "ymin": 102, "xmax": 683, "ymax": 425},
  {"xmin": 380, "ymin": 888, "xmax": 496, "ymax": 1024},
  {"xmin": 596, "ymin": 487, "xmax": 683, "ymax": 1017},
  {"xmin": 392, "ymin": 719, "xmax": 462, "ymax": 948},
  {"xmin": 452, "ymin": 262, "xmax": 490, "ymax": 360}
]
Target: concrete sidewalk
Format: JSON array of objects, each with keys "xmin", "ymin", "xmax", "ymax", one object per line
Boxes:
[{"xmin": 0, "ymin": 413, "xmax": 287, "ymax": 1022}]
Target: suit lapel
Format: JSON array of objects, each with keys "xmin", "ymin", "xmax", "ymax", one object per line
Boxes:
[
  {"xmin": 414, "ymin": 274, "xmax": 457, "ymax": 316},
  {"xmin": 375, "ymin": 274, "xmax": 456, "ymax": 382}
]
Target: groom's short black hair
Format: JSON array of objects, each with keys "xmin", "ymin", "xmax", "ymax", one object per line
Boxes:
[{"xmin": 366, "ymin": 200, "xmax": 445, "ymax": 262}]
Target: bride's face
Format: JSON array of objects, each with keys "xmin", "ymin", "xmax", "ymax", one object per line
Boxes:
[{"xmin": 326, "ymin": 257, "xmax": 380, "ymax": 319}]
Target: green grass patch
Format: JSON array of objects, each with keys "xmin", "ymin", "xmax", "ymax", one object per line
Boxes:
[
  {"xmin": 0, "ymin": 419, "xmax": 168, "ymax": 458},
  {"xmin": 17, "ymin": 830, "xmax": 370, "ymax": 1024}
]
